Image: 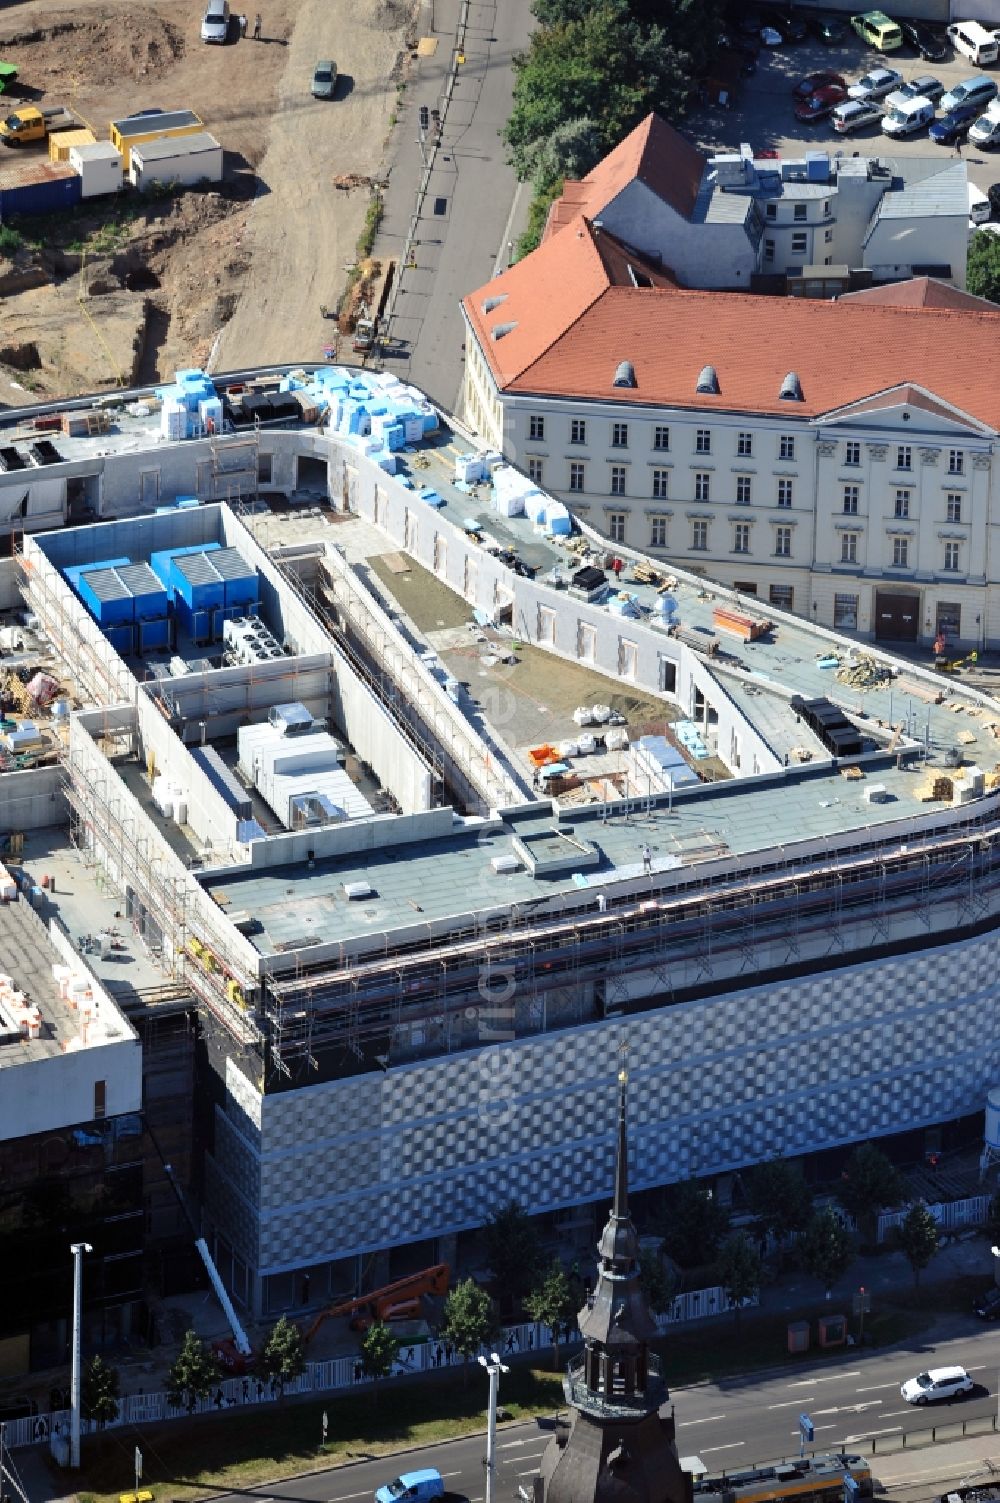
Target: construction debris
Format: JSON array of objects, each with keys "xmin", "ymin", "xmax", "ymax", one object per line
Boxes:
[
  {"xmin": 835, "ymin": 654, "xmax": 885, "ymax": 690},
  {"xmin": 333, "ymin": 173, "xmax": 379, "ymax": 190}
]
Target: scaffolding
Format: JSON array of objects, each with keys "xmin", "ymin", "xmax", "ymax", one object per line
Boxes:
[{"xmin": 208, "ymin": 429, "xmax": 260, "ymax": 510}]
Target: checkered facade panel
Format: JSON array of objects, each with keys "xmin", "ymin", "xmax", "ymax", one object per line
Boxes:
[{"xmin": 208, "ymin": 933, "xmax": 1000, "ymax": 1277}]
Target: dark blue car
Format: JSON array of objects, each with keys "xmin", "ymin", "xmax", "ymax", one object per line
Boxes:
[{"xmin": 929, "ymin": 101, "xmax": 981, "ymax": 144}]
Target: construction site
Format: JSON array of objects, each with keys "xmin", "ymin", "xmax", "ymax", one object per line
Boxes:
[{"xmin": 0, "ymin": 360, "xmax": 997, "ymax": 1329}]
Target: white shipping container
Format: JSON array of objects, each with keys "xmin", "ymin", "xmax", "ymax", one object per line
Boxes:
[
  {"xmin": 70, "ymin": 141, "xmax": 123, "ymax": 199},
  {"xmin": 130, "ymin": 132, "xmax": 223, "ymax": 191}
]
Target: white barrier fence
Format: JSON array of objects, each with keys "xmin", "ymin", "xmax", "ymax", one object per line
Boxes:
[
  {"xmin": 877, "ymin": 1193, "xmax": 992, "ymax": 1242},
  {"xmin": 5, "ymin": 1284, "xmax": 758, "ymax": 1452}
]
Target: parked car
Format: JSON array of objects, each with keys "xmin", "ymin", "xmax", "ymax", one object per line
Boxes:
[
  {"xmin": 947, "ymin": 20, "xmax": 999, "ymax": 68},
  {"xmin": 900, "ymin": 1366, "xmax": 974, "ymax": 1405},
  {"xmin": 375, "ymin": 1470, "xmax": 446, "ymax": 1503},
  {"xmin": 899, "ymin": 20, "xmax": 948, "ymax": 62},
  {"xmin": 974, "ymin": 1285, "xmax": 1000, "ymax": 1318},
  {"xmin": 311, "ymin": 59, "xmax": 337, "ymax": 98},
  {"xmin": 929, "ymin": 100, "xmax": 982, "ymax": 144},
  {"xmin": 885, "ymin": 77, "xmax": 944, "ymax": 110},
  {"xmin": 795, "ymin": 84, "xmax": 849, "ymax": 122},
  {"xmin": 809, "ymin": 11, "xmax": 850, "ymax": 44},
  {"xmin": 940, "ymin": 75, "xmax": 999, "ymax": 116},
  {"xmin": 833, "ymin": 99, "xmax": 883, "ymax": 134},
  {"xmin": 882, "ymin": 97, "xmax": 936, "ymax": 136},
  {"xmin": 848, "ymin": 67, "xmax": 903, "ymax": 102},
  {"xmin": 969, "ymin": 106, "xmax": 1000, "ymax": 149},
  {"xmin": 989, "ymin": 182, "xmax": 1000, "ymax": 218},
  {"xmin": 793, "ymin": 70, "xmax": 847, "ymax": 100},
  {"xmin": 851, "ymin": 10, "xmax": 903, "ymax": 52},
  {"xmin": 200, "ymin": 0, "xmax": 230, "ymax": 43},
  {"xmin": 761, "ymin": 7, "xmax": 809, "ymax": 43}
]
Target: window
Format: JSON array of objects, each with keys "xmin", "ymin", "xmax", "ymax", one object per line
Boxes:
[
  {"xmin": 944, "ymin": 541, "xmax": 961, "ymax": 572},
  {"xmin": 892, "ymin": 536, "xmax": 909, "ymax": 568},
  {"xmin": 736, "ymin": 475, "xmax": 752, "ymax": 504},
  {"xmin": 770, "ymin": 584, "xmax": 794, "ymax": 610},
  {"xmin": 612, "ymin": 422, "xmax": 629, "ymax": 448},
  {"xmin": 765, "ymin": 202, "xmax": 777, "ymax": 220},
  {"xmin": 948, "ymin": 449, "xmax": 964, "ymax": 475},
  {"xmin": 791, "ymin": 231, "xmax": 808, "ymax": 255},
  {"xmin": 779, "ymin": 435, "xmax": 795, "ymax": 461},
  {"xmin": 734, "ymin": 522, "xmax": 751, "ymax": 554},
  {"xmin": 845, "ymin": 441, "xmax": 860, "ymax": 466},
  {"xmin": 577, "ymin": 622, "xmax": 596, "ymax": 662},
  {"xmin": 834, "ymin": 593, "xmax": 859, "ymax": 630},
  {"xmin": 608, "ymin": 511, "xmax": 626, "ymax": 543},
  {"xmin": 258, "ymin": 453, "xmax": 273, "ymax": 484},
  {"xmin": 650, "ymin": 516, "xmax": 668, "ymax": 547},
  {"xmin": 764, "ymin": 238, "xmax": 775, "ymax": 263},
  {"xmin": 695, "ymin": 472, "xmax": 711, "ymax": 502},
  {"xmin": 618, "ymin": 639, "xmax": 638, "ymax": 681},
  {"xmin": 653, "ymin": 425, "xmax": 670, "ymax": 451},
  {"xmin": 537, "ymin": 605, "xmax": 556, "ymax": 644},
  {"xmin": 692, "ymin": 519, "xmax": 708, "ymax": 550},
  {"xmin": 824, "ymin": 228, "xmax": 833, "ymax": 244},
  {"xmin": 777, "ymin": 478, "xmax": 793, "ymax": 508},
  {"xmin": 569, "ymin": 462, "xmax": 585, "ymax": 492},
  {"xmin": 823, "ymin": 200, "xmax": 830, "ymax": 217},
  {"xmin": 843, "ymin": 485, "xmax": 859, "ymax": 515},
  {"xmin": 570, "ymin": 418, "xmax": 587, "ymax": 445},
  {"xmin": 841, "ymin": 532, "xmax": 858, "ymax": 563},
  {"xmin": 793, "ymin": 203, "xmax": 807, "ymax": 222},
  {"xmin": 774, "ymin": 526, "xmax": 792, "ymax": 557},
  {"xmin": 737, "ymin": 432, "xmax": 753, "ymax": 457},
  {"xmin": 529, "ymin": 415, "xmax": 545, "ymax": 440},
  {"xmin": 896, "ymin": 444, "xmax": 911, "ymax": 471},
  {"xmin": 947, "ymin": 493, "xmax": 962, "ymax": 524},
  {"xmin": 894, "ymin": 489, "xmax": 910, "ymax": 519},
  {"xmin": 695, "ymin": 429, "xmax": 711, "ymax": 454},
  {"xmin": 610, "ymin": 465, "xmax": 626, "ymax": 496},
  {"xmin": 527, "ymin": 458, "xmax": 543, "ymax": 485},
  {"xmin": 94, "ymin": 1080, "xmax": 107, "ymax": 1121},
  {"xmin": 652, "ymin": 469, "xmax": 669, "ymax": 500}
]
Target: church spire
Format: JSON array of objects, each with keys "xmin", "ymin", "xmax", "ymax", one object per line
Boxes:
[{"xmin": 613, "ymin": 1044, "xmax": 629, "ymax": 1222}]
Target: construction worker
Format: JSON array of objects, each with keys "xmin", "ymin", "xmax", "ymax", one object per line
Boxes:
[{"xmin": 253, "ymin": 11, "xmax": 262, "ymax": 38}]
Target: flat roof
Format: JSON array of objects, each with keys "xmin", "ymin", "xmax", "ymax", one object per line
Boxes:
[
  {"xmin": 112, "ymin": 110, "xmax": 201, "ymax": 138},
  {"xmin": 131, "ymin": 131, "xmax": 221, "ymax": 163}
]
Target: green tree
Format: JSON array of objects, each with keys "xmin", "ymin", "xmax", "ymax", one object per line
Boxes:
[
  {"xmin": 440, "ymin": 1278, "xmax": 500, "ymax": 1386},
  {"xmin": 525, "ymin": 1259, "xmax": 577, "ymax": 1370},
  {"xmin": 800, "ymin": 1206, "xmax": 854, "ymax": 1295},
  {"xmin": 630, "ymin": 0, "xmax": 727, "ymax": 75},
  {"xmin": 658, "ymin": 1179, "xmax": 730, "ymax": 1269},
  {"xmin": 483, "ymin": 1200, "xmax": 544, "ymax": 1307},
  {"xmin": 716, "ymin": 1232, "xmax": 761, "ymax": 1332},
  {"xmin": 747, "ymin": 1156, "xmax": 813, "ymax": 1243},
  {"xmin": 166, "ymin": 1329, "xmax": 217, "ymax": 1414},
  {"xmin": 897, "ymin": 1202, "xmax": 940, "ymax": 1287},
  {"xmin": 81, "ymin": 1354, "xmax": 119, "ymax": 1428},
  {"xmin": 836, "ymin": 1142, "xmax": 903, "ymax": 1243},
  {"xmin": 258, "ymin": 1314, "xmax": 306, "ymax": 1401},
  {"xmin": 530, "ymin": 118, "xmax": 604, "ymax": 191},
  {"xmin": 638, "ymin": 1243, "xmax": 676, "ymax": 1317},
  {"xmin": 360, "ymin": 1320, "xmax": 399, "ymax": 1407},
  {"xmin": 967, "ymin": 230, "xmax": 1000, "ymax": 304}
]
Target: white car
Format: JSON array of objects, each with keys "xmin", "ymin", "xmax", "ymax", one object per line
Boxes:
[
  {"xmin": 900, "ymin": 1366, "xmax": 974, "ymax": 1405},
  {"xmin": 848, "ymin": 67, "xmax": 904, "ymax": 102},
  {"xmin": 833, "ymin": 100, "xmax": 883, "ymax": 134}
]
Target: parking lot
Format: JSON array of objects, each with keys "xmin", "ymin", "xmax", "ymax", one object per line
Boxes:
[{"xmin": 689, "ymin": 25, "xmax": 1000, "ymax": 196}]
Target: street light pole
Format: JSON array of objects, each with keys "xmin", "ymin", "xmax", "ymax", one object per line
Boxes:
[
  {"xmin": 69, "ymin": 1241, "xmax": 93, "ymax": 1469},
  {"xmin": 478, "ymin": 1351, "xmax": 510, "ymax": 1503}
]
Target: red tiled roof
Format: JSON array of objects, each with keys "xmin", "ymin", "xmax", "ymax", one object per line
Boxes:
[
  {"xmin": 543, "ymin": 113, "xmax": 706, "ymax": 243},
  {"xmin": 823, "ymin": 384, "xmax": 991, "ymax": 429},
  {"xmin": 840, "ymin": 277, "xmax": 997, "ymax": 312}
]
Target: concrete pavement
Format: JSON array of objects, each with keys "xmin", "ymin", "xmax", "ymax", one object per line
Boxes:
[{"xmin": 372, "ymin": 0, "xmax": 534, "ymax": 412}]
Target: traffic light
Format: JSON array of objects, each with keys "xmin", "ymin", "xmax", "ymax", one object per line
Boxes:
[{"xmin": 419, "ymin": 105, "xmax": 430, "ymax": 131}]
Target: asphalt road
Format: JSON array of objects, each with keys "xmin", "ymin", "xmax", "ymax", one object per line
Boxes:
[
  {"xmin": 689, "ymin": 26, "xmax": 1000, "ymax": 196},
  {"xmin": 205, "ymin": 1321, "xmax": 1000, "ymax": 1503}
]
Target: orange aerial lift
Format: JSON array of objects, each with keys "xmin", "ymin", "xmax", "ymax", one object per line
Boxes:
[{"xmin": 304, "ymin": 1263, "xmax": 451, "ymax": 1342}]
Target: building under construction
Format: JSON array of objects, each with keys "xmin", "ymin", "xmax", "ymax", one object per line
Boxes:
[{"xmin": 7, "ymin": 368, "xmax": 1000, "ymax": 1318}]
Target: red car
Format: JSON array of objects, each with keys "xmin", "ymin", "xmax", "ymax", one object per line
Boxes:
[
  {"xmin": 792, "ymin": 70, "xmax": 847, "ymax": 101},
  {"xmin": 794, "ymin": 83, "xmax": 848, "ymax": 121}
]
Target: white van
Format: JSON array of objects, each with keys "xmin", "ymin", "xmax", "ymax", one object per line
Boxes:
[
  {"xmin": 883, "ymin": 96, "xmax": 935, "ymax": 136},
  {"xmin": 969, "ymin": 181, "xmax": 992, "ymax": 225},
  {"xmin": 970, "ymin": 105, "xmax": 1000, "ymax": 147},
  {"xmin": 947, "ymin": 21, "xmax": 999, "ymax": 67}
]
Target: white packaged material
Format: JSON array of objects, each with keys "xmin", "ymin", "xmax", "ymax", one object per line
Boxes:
[{"xmin": 558, "ymin": 739, "xmax": 579, "ymax": 759}]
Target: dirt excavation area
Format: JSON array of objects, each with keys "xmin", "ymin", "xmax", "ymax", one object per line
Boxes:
[{"xmin": 0, "ymin": 0, "xmax": 416, "ymax": 403}]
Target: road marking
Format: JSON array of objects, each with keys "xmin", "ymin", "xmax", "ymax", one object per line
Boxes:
[
  {"xmin": 679, "ymin": 1414, "xmax": 727, "ymax": 1426},
  {"xmin": 811, "ymin": 1402, "xmax": 882, "ymax": 1416},
  {"xmin": 518, "ymin": 1469, "xmax": 541, "ymax": 1478},
  {"xmin": 768, "ymin": 1399, "xmax": 809, "ymax": 1409},
  {"xmin": 700, "ymin": 1443, "xmax": 745, "ymax": 1454},
  {"xmin": 501, "ymin": 1440, "xmax": 526, "ymax": 1448},
  {"xmin": 789, "ymin": 1425, "xmax": 837, "ymax": 1436},
  {"xmin": 842, "ymin": 1426, "xmax": 903, "ymax": 1443},
  {"xmin": 787, "ymin": 1371, "xmax": 860, "ymax": 1387},
  {"xmin": 326, "ymin": 1493, "xmax": 370, "ymax": 1501},
  {"xmin": 503, "ymin": 1453, "xmax": 546, "ymax": 1466},
  {"xmin": 855, "ymin": 1381, "xmax": 899, "ymax": 1393}
]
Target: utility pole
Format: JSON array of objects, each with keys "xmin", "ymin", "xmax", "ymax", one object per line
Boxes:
[
  {"xmin": 478, "ymin": 1351, "xmax": 510, "ymax": 1503},
  {"xmin": 69, "ymin": 1242, "xmax": 93, "ymax": 1469}
]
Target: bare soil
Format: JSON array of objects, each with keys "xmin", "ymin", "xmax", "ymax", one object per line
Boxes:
[{"xmin": 0, "ymin": 0, "xmax": 417, "ymax": 402}]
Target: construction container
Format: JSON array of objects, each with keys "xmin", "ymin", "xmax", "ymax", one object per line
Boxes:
[
  {"xmin": 117, "ymin": 562, "xmax": 169, "ymax": 620},
  {"xmin": 130, "ymin": 131, "xmax": 223, "ymax": 192},
  {"xmin": 149, "ymin": 542, "xmax": 221, "ymax": 596},
  {"xmin": 0, "ymin": 161, "xmax": 81, "ymax": 218},
  {"xmin": 212, "ymin": 546, "xmax": 258, "ymax": 609},
  {"xmin": 137, "ymin": 616, "xmax": 171, "ymax": 653},
  {"xmin": 172, "ymin": 550, "xmax": 226, "ymax": 613},
  {"xmin": 49, "ymin": 128, "xmax": 96, "ymax": 163},
  {"xmin": 77, "ymin": 567, "xmax": 134, "ymax": 627},
  {"xmin": 69, "ymin": 140, "xmax": 123, "ymax": 199},
  {"xmin": 64, "ymin": 558, "xmax": 131, "ymax": 595},
  {"xmin": 190, "ymin": 744, "xmax": 253, "ymax": 821},
  {"xmin": 109, "ymin": 108, "xmax": 204, "ymax": 163}
]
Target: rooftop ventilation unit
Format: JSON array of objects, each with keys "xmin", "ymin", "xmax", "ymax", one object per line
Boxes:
[
  {"xmin": 779, "ymin": 371, "xmax": 804, "ymax": 401},
  {"xmin": 491, "ymin": 321, "xmax": 517, "ymax": 340},
  {"xmin": 613, "ymin": 360, "xmax": 636, "ymax": 388},
  {"xmin": 481, "ymin": 294, "xmax": 507, "ymax": 314},
  {"xmin": 696, "ymin": 365, "xmax": 720, "ymax": 395}
]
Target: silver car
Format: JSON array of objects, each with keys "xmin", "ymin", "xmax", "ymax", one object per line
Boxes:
[
  {"xmin": 848, "ymin": 67, "xmax": 904, "ymax": 101},
  {"xmin": 312, "ymin": 60, "xmax": 338, "ymax": 99}
]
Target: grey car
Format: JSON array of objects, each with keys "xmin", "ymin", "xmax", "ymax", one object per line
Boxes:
[{"xmin": 312, "ymin": 59, "xmax": 338, "ymax": 99}]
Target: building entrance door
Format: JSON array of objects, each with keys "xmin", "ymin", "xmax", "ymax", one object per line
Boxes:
[{"xmin": 874, "ymin": 590, "xmax": 919, "ymax": 642}]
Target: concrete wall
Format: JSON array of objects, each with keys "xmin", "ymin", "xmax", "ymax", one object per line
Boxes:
[
  {"xmin": 597, "ymin": 179, "xmax": 758, "ymax": 290},
  {"xmin": 0, "ymin": 765, "xmax": 67, "ymax": 831},
  {"xmin": 0, "ymin": 1033, "xmax": 142, "ymax": 1141},
  {"xmin": 866, "ymin": 210, "xmax": 967, "ymax": 287}
]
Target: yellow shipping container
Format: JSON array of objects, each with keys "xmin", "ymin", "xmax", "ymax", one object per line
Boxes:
[
  {"xmin": 49, "ymin": 128, "xmax": 96, "ymax": 162},
  {"xmin": 109, "ymin": 109, "xmax": 203, "ymax": 162}
]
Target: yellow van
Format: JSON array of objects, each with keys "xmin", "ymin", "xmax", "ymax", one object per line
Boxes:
[{"xmin": 851, "ymin": 10, "xmax": 903, "ymax": 50}]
